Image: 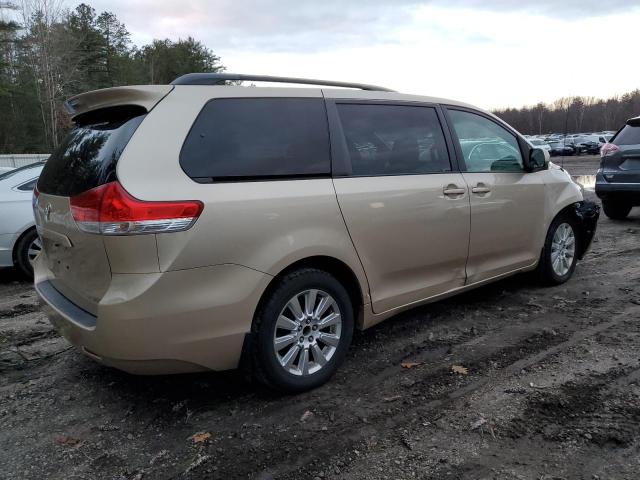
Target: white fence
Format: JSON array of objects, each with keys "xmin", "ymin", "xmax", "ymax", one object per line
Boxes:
[{"xmin": 0, "ymin": 154, "xmax": 50, "ymax": 169}]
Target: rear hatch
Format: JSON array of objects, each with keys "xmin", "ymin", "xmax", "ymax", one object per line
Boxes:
[
  {"xmin": 601, "ymin": 118, "xmax": 640, "ymax": 183},
  {"xmin": 35, "ymin": 105, "xmax": 149, "ymax": 314}
]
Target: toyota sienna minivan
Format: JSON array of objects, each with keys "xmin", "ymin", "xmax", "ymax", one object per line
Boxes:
[{"xmin": 34, "ymin": 73, "xmax": 599, "ymax": 392}]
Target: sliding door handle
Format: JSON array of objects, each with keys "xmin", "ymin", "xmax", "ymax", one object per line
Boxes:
[{"xmin": 443, "ymin": 186, "xmax": 466, "ymax": 196}]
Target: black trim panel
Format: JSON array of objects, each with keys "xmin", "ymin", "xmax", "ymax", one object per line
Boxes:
[
  {"xmin": 573, "ymin": 200, "xmax": 600, "ymax": 260},
  {"xmin": 35, "ymin": 280, "xmax": 97, "ymax": 328}
]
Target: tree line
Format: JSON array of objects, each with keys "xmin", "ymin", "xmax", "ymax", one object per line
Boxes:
[
  {"xmin": 2, "ymin": 1, "xmax": 639, "ymax": 154},
  {"xmin": 0, "ymin": 0, "xmax": 225, "ymax": 153},
  {"xmin": 493, "ymin": 90, "xmax": 640, "ymax": 136}
]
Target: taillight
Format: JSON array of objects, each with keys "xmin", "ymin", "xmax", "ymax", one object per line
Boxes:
[
  {"xmin": 70, "ymin": 181, "xmax": 203, "ymax": 235},
  {"xmin": 32, "ymin": 186, "xmax": 40, "ymax": 209},
  {"xmin": 600, "ymin": 143, "xmax": 620, "ymax": 158}
]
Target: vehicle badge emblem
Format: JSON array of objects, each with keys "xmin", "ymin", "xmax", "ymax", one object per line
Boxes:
[{"xmin": 44, "ymin": 204, "xmax": 52, "ymax": 222}]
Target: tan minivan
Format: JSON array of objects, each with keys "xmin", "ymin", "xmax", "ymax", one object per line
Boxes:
[{"xmin": 34, "ymin": 73, "xmax": 599, "ymax": 392}]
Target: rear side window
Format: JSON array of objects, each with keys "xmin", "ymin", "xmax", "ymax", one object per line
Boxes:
[
  {"xmin": 17, "ymin": 179, "xmax": 38, "ymax": 191},
  {"xmin": 613, "ymin": 125, "xmax": 640, "ymax": 146},
  {"xmin": 336, "ymin": 104, "xmax": 451, "ymax": 176},
  {"xmin": 38, "ymin": 106, "xmax": 146, "ymax": 196},
  {"xmin": 180, "ymin": 98, "xmax": 330, "ymax": 181}
]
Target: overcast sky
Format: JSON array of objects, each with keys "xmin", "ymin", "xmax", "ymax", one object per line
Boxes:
[{"xmin": 88, "ymin": 0, "xmax": 640, "ymax": 109}]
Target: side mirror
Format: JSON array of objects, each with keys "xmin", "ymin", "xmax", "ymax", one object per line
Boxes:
[{"xmin": 526, "ymin": 148, "xmax": 548, "ymax": 172}]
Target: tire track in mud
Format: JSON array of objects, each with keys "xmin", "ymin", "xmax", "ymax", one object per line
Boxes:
[{"xmin": 210, "ymin": 307, "xmax": 639, "ymax": 479}]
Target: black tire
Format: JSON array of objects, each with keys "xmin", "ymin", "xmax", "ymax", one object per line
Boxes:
[
  {"xmin": 538, "ymin": 215, "xmax": 579, "ymax": 286},
  {"xmin": 14, "ymin": 228, "xmax": 40, "ymax": 279},
  {"xmin": 251, "ymin": 268, "xmax": 354, "ymax": 393},
  {"xmin": 602, "ymin": 200, "xmax": 631, "ymax": 220}
]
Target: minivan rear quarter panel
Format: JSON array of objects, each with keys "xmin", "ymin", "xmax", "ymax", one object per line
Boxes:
[{"xmin": 117, "ymin": 85, "xmax": 370, "ymax": 296}]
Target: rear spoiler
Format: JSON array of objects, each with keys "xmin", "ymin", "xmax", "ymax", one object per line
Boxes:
[
  {"xmin": 627, "ymin": 116, "xmax": 640, "ymax": 127},
  {"xmin": 64, "ymin": 85, "xmax": 174, "ymax": 119}
]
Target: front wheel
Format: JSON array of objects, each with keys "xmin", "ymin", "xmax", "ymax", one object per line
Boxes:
[
  {"xmin": 538, "ymin": 216, "xmax": 578, "ymax": 285},
  {"xmin": 602, "ymin": 200, "xmax": 631, "ymax": 220},
  {"xmin": 251, "ymin": 268, "xmax": 354, "ymax": 393}
]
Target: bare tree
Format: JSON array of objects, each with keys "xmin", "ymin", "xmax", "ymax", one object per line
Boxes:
[{"xmin": 19, "ymin": 0, "xmax": 83, "ymax": 148}]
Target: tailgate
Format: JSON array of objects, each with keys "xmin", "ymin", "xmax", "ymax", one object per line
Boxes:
[
  {"xmin": 35, "ymin": 96, "xmax": 159, "ymax": 315},
  {"xmin": 35, "ymin": 193, "xmax": 111, "ymax": 315}
]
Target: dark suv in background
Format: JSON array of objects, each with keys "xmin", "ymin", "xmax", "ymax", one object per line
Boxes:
[{"xmin": 596, "ymin": 116, "xmax": 640, "ymax": 219}]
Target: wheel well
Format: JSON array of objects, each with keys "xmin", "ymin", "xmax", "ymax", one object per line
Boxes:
[
  {"xmin": 553, "ymin": 203, "xmax": 586, "ymax": 257},
  {"xmin": 11, "ymin": 226, "xmax": 36, "ymax": 264},
  {"xmin": 256, "ymin": 256, "xmax": 365, "ymax": 329}
]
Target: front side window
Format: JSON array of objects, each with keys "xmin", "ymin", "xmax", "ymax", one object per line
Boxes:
[
  {"xmin": 449, "ymin": 109, "xmax": 524, "ymax": 173},
  {"xmin": 335, "ymin": 103, "xmax": 451, "ymax": 176},
  {"xmin": 180, "ymin": 98, "xmax": 330, "ymax": 181}
]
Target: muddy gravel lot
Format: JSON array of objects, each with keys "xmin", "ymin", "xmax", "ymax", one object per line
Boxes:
[{"xmin": 2, "ymin": 159, "xmax": 640, "ymax": 480}]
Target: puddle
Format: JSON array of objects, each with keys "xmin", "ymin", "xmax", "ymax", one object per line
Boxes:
[{"xmin": 572, "ymin": 175, "xmax": 596, "ymax": 190}]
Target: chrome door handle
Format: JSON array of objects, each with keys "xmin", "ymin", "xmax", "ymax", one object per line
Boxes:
[
  {"xmin": 443, "ymin": 186, "xmax": 466, "ymax": 196},
  {"xmin": 471, "ymin": 186, "xmax": 491, "ymax": 194}
]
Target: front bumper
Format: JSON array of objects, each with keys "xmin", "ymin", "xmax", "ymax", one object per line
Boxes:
[
  {"xmin": 573, "ymin": 200, "xmax": 600, "ymax": 260},
  {"xmin": 35, "ymin": 258, "xmax": 272, "ymax": 374}
]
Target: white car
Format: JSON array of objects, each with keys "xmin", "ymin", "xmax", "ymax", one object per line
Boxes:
[
  {"xmin": 528, "ymin": 138, "xmax": 551, "ymax": 152},
  {"xmin": 0, "ymin": 162, "xmax": 45, "ymax": 277}
]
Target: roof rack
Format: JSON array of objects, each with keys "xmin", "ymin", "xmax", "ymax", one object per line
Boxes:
[{"xmin": 170, "ymin": 73, "xmax": 395, "ymax": 92}]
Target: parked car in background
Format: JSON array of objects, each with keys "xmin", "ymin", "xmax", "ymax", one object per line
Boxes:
[
  {"xmin": 572, "ymin": 136, "xmax": 601, "ymax": 155},
  {"xmin": 34, "ymin": 73, "xmax": 599, "ymax": 392},
  {"xmin": 528, "ymin": 138, "xmax": 551, "ymax": 152},
  {"xmin": 549, "ymin": 141, "xmax": 574, "ymax": 156},
  {"xmin": 596, "ymin": 115, "xmax": 640, "ymax": 219},
  {"xmin": 0, "ymin": 162, "xmax": 45, "ymax": 277}
]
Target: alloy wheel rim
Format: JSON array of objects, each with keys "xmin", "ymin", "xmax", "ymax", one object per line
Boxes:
[
  {"xmin": 273, "ymin": 289, "xmax": 342, "ymax": 376},
  {"xmin": 27, "ymin": 236, "xmax": 42, "ymax": 266},
  {"xmin": 551, "ymin": 222, "xmax": 576, "ymax": 277}
]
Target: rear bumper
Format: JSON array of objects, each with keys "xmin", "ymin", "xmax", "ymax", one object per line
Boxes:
[
  {"xmin": 573, "ymin": 200, "xmax": 600, "ymax": 260},
  {"xmin": 35, "ymin": 258, "xmax": 272, "ymax": 374},
  {"xmin": 595, "ymin": 173, "xmax": 640, "ymax": 204}
]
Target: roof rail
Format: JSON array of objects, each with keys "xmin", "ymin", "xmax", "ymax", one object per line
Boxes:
[{"xmin": 170, "ymin": 73, "xmax": 395, "ymax": 92}]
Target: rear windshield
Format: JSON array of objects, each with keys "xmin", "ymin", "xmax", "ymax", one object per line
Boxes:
[
  {"xmin": 37, "ymin": 106, "xmax": 146, "ymax": 196},
  {"xmin": 614, "ymin": 124, "xmax": 640, "ymax": 146},
  {"xmin": 180, "ymin": 98, "xmax": 330, "ymax": 181}
]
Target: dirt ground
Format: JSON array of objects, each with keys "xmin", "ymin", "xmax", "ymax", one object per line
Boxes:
[{"xmin": 2, "ymin": 157, "xmax": 640, "ymax": 480}]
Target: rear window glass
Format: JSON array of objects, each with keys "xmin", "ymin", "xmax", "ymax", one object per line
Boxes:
[
  {"xmin": 180, "ymin": 98, "xmax": 330, "ymax": 181},
  {"xmin": 37, "ymin": 106, "xmax": 146, "ymax": 196},
  {"xmin": 613, "ymin": 124, "xmax": 640, "ymax": 146}
]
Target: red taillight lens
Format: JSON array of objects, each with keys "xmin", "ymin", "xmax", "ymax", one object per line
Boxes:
[
  {"xmin": 32, "ymin": 186, "xmax": 40, "ymax": 209},
  {"xmin": 70, "ymin": 181, "xmax": 203, "ymax": 235},
  {"xmin": 600, "ymin": 143, "xmax": 620, "ymax": 158}
]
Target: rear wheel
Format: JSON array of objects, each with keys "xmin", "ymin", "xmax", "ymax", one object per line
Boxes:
[
  {"xmin": 538, "ymin": 215, "xmax": 578, "ymax": 285},
  {"xmin": 602, "ymin": 200, "xmax": 631, "ymax": 220},
  {"xmin": 251, "ymin": 268, "xmax": 354, "ymax": 393},
  {"xmin": 15, "ymin": 228, "xmax": 41, "ymax": 279}
]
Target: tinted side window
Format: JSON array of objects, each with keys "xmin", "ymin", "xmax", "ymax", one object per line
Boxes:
[
  {"xmin": 449, "ymin": 110, "xmax": 523, "ymax": 173},
  {"xmin": 180, "ymin": 98, "xmax": 330, "ymax": 180},
  {"xmin": 613, "ymin": 125, "xmax": 640, "ymax": 146},
  {"xmin": 335, "ymin": 104, "xmax": 450, "ymax": 176}
]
